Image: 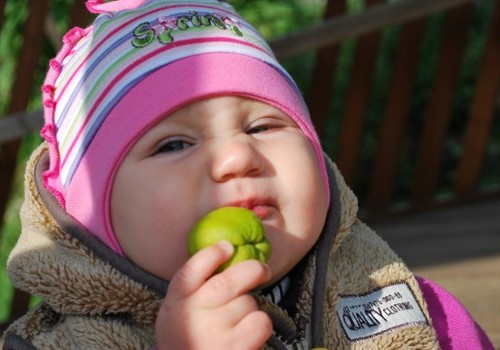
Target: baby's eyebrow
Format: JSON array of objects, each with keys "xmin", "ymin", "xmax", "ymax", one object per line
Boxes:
[{"xmin": 143, "ymin": 117, "xmax": 201, "ymax": 139}]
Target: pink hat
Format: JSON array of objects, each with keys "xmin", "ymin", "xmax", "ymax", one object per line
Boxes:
[{"xmin": 41, "ymin": 0, "xmax": 328, "ymax": 254}]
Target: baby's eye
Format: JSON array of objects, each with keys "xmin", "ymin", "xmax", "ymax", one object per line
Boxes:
[
  {"xmin": 246, "ymin": 123, "xmax": 280, "ymax": 134},
  {"xmin": 154, "ymin": 139, "xmax": 193, "ymax": 154}
]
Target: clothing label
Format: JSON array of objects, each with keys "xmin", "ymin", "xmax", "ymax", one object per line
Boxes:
[{"xmin": 337, "ymin": 282, "xmax": 428, "ymax": 342}]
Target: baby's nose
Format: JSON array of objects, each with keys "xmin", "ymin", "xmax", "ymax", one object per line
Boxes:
[{"xmin": 210, "ymin": 137, "xmax": 264, "ymax": 182}]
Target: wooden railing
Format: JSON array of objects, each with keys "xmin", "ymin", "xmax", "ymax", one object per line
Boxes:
[
  {"xmin": 1, "ymin": 0, "xmax": 499, "ymax": 331},
  {"xmin": 303, "ymin": 0, "xmax": 500, "ymax": 214}
]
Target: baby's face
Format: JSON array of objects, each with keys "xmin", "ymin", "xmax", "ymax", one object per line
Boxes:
[{"xmin": 111, "ymin": 96, "xmax": 328, "ymax": 284}]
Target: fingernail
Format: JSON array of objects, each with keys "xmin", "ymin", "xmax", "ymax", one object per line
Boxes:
[
  {"xmin": 263, "ymin": 263, "xmax": 272, "ymax": 279},
  {"xmin": 217, "ymin": 240, "xmax": 234, "ymax": 254}
]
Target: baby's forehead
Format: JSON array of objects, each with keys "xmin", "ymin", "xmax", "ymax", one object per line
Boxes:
[
  {"xmin": 160, "ymin": 94, "xmax": 289, "ymax": 117},
  {"xmin": 141, "ymin": 95, "xmax": 295, "ymax": 132}
]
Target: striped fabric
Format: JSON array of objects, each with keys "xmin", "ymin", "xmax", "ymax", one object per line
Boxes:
[
  {"xmin": 45, "ymin": 0, "xmax": 293, "ymax": 189},
  {"xmin": 261, "ymin": 275, "xmax": 291, "ymax": 305}
]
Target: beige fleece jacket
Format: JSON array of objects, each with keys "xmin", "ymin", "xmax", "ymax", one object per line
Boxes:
[{"xmin": 2, "ymin": 144, "xmax": 440, "ymax": 349}]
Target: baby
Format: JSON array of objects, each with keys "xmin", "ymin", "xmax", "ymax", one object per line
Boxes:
[{"xmin": 2, "ymin": 0, "xmax": 494, "ymax": 349}]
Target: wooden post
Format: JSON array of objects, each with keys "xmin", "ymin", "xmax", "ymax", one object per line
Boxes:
[
  {"xmin": 0, "ymin": 0, "xmax": 6, "ymax": 31},
  {"xmin": 367, "ymin": 18, "xmax": 426, "ymax": 211},
  {"xmin": 69, "ymin": 0, "xmax": 93, "ymax": 28},
  {"xmin": 335, "ymin": 0, "xmax": 383, "ymax": 186},
  {"xmin": 0, "ymin": 1, "xmax": 50, "ymax": 224},
  {"xmin": 412, "ymin": 4, "xmax": 472, "ymax": 206},
  {"xmin": 456, "ymin": 1, "xmax": 500, "ymax": 197},
  {"xmin": 306, "ymin": 0, "xmax": 346, "ymax": 141},
  {"xmin": 0, "ymin": 0, "xmax": 52, "ymax": 323}
]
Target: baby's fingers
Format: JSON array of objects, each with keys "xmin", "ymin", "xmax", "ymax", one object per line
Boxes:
[
  {"xmin": 167, "ymin": 241, "xmax": 234, "ymax": 302},
  {"xmin": 234, "ymin": 310, "xmax": 273, "ymax": 349},
  {"xmin": 200, "ymin": 260, "xmax": 271, "ymax": 308}
]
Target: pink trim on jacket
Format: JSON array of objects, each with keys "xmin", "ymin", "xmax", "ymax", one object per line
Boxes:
[{"xmin": 417, "ymin": 277, "xmax": 495, "ymax": 350}]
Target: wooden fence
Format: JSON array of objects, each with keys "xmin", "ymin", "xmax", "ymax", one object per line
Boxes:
[
  {"xmin": 302, "ymin": 0, "xmax": 500, "ymax": 214},
  {"xmin": 1, "ymin": 0, "xmax": 499, "ymax": 330}
]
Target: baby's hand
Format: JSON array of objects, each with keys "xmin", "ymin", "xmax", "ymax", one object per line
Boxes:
[{"xmin": 155, "ymin": 241, "xmax": 273, "ymax": 349}]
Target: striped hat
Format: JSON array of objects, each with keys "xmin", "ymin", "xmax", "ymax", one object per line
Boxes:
[{"xmin": 41, "ymin": 0, "xmax": 328, "ymax": 253}]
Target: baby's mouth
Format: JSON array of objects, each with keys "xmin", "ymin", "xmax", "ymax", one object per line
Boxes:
[
  {"xmin": 248, "ymin": 204, "xmax": 273, "ymax": 220},
  {"xmin": 224, "ymin": 198, "xmax": 275, "ymax": 220}
]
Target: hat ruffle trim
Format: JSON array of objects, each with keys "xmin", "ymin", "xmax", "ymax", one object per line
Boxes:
[{"xmin": 41, "ymin": 26, "xmax": 91, "ymax": 208}]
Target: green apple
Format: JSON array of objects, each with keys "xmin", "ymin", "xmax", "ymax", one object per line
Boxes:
[{"xmin": 187, "ymin": 207, "xmax": 272, "ymax": 271}]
